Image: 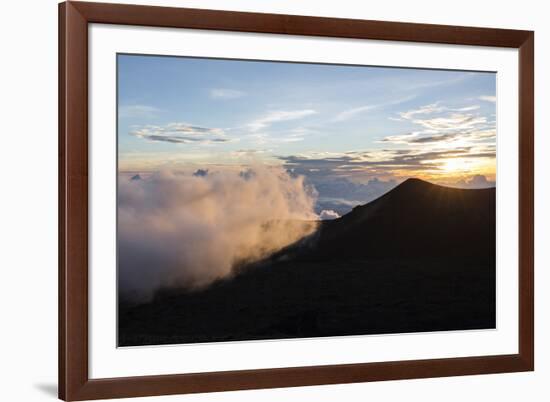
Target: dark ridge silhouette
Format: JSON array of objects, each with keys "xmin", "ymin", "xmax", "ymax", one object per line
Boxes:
[
  {"xmin": 119, "ymin": 178, "xmax": 496, "ymax": 346},
  {"xmin": 312, "ymin": 177, "xmax": 495, "ymax": 259},
  {"xmin": 130, "ymin": 174, "xmax": 142, "ymax": 181}
]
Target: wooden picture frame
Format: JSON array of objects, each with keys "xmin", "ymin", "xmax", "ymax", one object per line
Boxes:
[{"xmin": 59, "ymin": 1, "xmax": 534, "ymax": 400}]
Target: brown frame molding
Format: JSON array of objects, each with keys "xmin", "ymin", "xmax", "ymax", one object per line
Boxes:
[{"xmin": 59, "ymin": 1, "xmax": 534, "ymax": 400}]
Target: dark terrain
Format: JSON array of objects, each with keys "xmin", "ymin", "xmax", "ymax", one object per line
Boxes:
[{"xmin": 118, "ymin": 178, "xmax": 496, "ymax": 346}]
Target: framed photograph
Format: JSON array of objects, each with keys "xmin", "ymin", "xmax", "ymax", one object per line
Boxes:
[{"xmin": 59, "ymin": 1, "xmax": 534, "ymax": 400}]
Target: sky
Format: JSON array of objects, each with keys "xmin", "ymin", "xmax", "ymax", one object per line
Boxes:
[{"xmin": 118, "ymin": 54, "xmax": 496, "ymax": 214}]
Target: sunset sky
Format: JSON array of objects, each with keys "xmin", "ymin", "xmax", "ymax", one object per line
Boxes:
[{"xmin": 118, "ymin": 54, "xmax": 496, "ymax": 213}]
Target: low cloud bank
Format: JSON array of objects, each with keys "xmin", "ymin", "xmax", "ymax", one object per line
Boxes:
[
  {"xmin": 319, "ymin": 210, "xmax": 340, "ymax": 220},
  {"xmin": 118, "ymin": 166, "xmax": 318, "ymax": 301},
  {"xmin": 445, "ymin": 174, "xmax": 495, "ymax": 189}
]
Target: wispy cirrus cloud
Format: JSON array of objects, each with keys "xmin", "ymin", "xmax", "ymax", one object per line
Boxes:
[
  {"xmin": 380, "ymin": 132, "xmax": 423, "ymax": 144},
  {"xmin": 382, "ymin": 102, "xmax": 492, "ymax": 146},
  {"xmin": 454, "ymin": 105, "xmax": 481, "ymax": 112},
  {"xmin": 247, "ymin": 110, "xmax": 318, "ymax": 132},
  {"xmin": 232, "ymin": 149, "xmax": 272, "ymax": 157},
  {"xmin": 413, "ymin": 114, "xmax": 487, "ymax": 131},
  {"xmin": 479, "ymin": 95, "xmax": 496, "ymax": 103},
  {"xmin": 369, "ymin": 97, "xmax": 496, "ymax": 181},
  {"xmin": 333, "ymin": 96, "xmax": 415, "ymax": 122},
  {"xmin": 383, "ymin": 128, "xmax": 495, "ymax": 145},
  {"xmin": 119, "ymin": 104, "xmax": 161, "ymax": 118},
  {"xmin": 209, "ymin": 88, "xmax": 245, "ymax": 100},
  {"xmin": 398, "ymin": 102, "xmax": 445, "ymax": 120},
  {"xmin": 398, "ymin": 103, "xmax": 480, "ymax": 120},
  {"xmin": 130, "ymin": 122, "xmax": 232, "ymax": 144},
  {"xmin": 400, "ymin": 73, "xmax": 472, "ymax": 92},
  {"xmin": 333, "ymin": 105, "xmax": 377, "ymax": 122}
]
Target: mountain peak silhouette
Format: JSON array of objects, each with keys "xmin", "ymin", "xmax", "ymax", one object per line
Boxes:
[{"xmin": 313, "ymin": 178, "xmax": 496, "ymax": 259}]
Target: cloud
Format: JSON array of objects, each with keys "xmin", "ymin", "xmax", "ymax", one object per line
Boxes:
[
  {"xmin": 245, "ymin": 126, "xmax": 318, "ymax": 146},
  {"xmin": 454, "ymin": 105, "xmax": 481, "ymax": 112},
  {"xmin": 118, "ymin": 166, "xmax": 319, "ymax": 301},
  {"xmin": 192, "ymin": 168, "xmax": 209, "ymax": 177},
  {"xmin": 467, "ymin": 174, "xmax": 495, "ymax": 187},
  {"xmin": 279, "ymin": 146, "xmax": 495, "ymax": 177},
  {"xmin": 385, "ymin": 130, "xmax": 493, "ymax": 145},
  {"xmin": 387, "ymin": 128, "xmax": 495, "ymax": 145},
  {"xmin": 398, "ymin": 103, "xmax": 480, "ymax": 120},
  {"xmin": 278, "ymin": 137, "xmax": 305, "ymax": 143},
  {"xmin": 399, "ymin": 103, "xmax": 444, "ymax": 120},
  {"xmin": 333, "ymin": 105, "xmax": 377, "ymax": 122},
  {"xmin": 406, "ymin": 133, "xmax": 460, "ymax": 144},
  {"xmin": 280, "ymin": 169, "xmax": 398, "ymax": 215},
  {"xmin": 232, "ymin": 149, "xmax": 271, "ymax": 157},
  {"xmin": 287, "ymin": 127, "xmax": 318, "ymax": 137},
  {"xmin": 130, "ymin": 122, "xmax": 232, "ymax": 144},
  {"xmin": 413, "ymin": 114, "xmax": 487, "ymax": 131},
  {"xmin": 401, "ymin": 74, "xmax": 471, "ymax": 92},
  {"xmin": 247, "ymin": 110, "xmax": 318, "ymax": 132},
  {"xmin": 334, "ymin": 96, "xmax": 415, "ymax": 122},
  {"xmin": 380, "ymin": 132, "xmax": 421, "ymax": 144},
  {"xmin": 479, "ymin": 95, "xmax": 496, "ymax": 103},
  {"xmin": 210, "ymin": 88, "xmax": 245, "ymax": 100},
  {"xmin": 382, "ymin": 101, "xmax": 494, "ymax": 147},
  {"xmin": 446, "ymin": 174, "xmax": 495, "ymax": 189},
  {"xmin": 468, "ymin": 129, "xmax": 496, "ymax": 140},
  {"xmin": 319, "ymin": 210, "xmax": 340, "ymax": 220},
  {"xmin": 281, "ymin": 148, "xmax": 495, "ymax": 214},
  {"xmin": 311, "ymin": 177, "xmax": 397, "ymax": 214},
  {"xmin": 119, "ymin": 105, "xmax": 161, "ymax": 118}
]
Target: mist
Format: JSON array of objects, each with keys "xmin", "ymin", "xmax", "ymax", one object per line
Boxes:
[{"xmin": 118, "ymin": 166, "xmax": 319, "ymax": 301}]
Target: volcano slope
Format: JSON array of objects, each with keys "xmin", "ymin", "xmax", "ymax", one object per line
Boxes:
[{"xmin": 119, "ymin": 178, "xmax": 496, "ymax": 346}]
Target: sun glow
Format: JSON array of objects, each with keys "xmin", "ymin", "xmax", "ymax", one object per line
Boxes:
[
  {"xmin": 396, "ymin": 156, "xmax": 495, "ymax": 184},
  {"xmin": 440, "ymin": 157, "xmax": 473, "ymax": 173}
]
